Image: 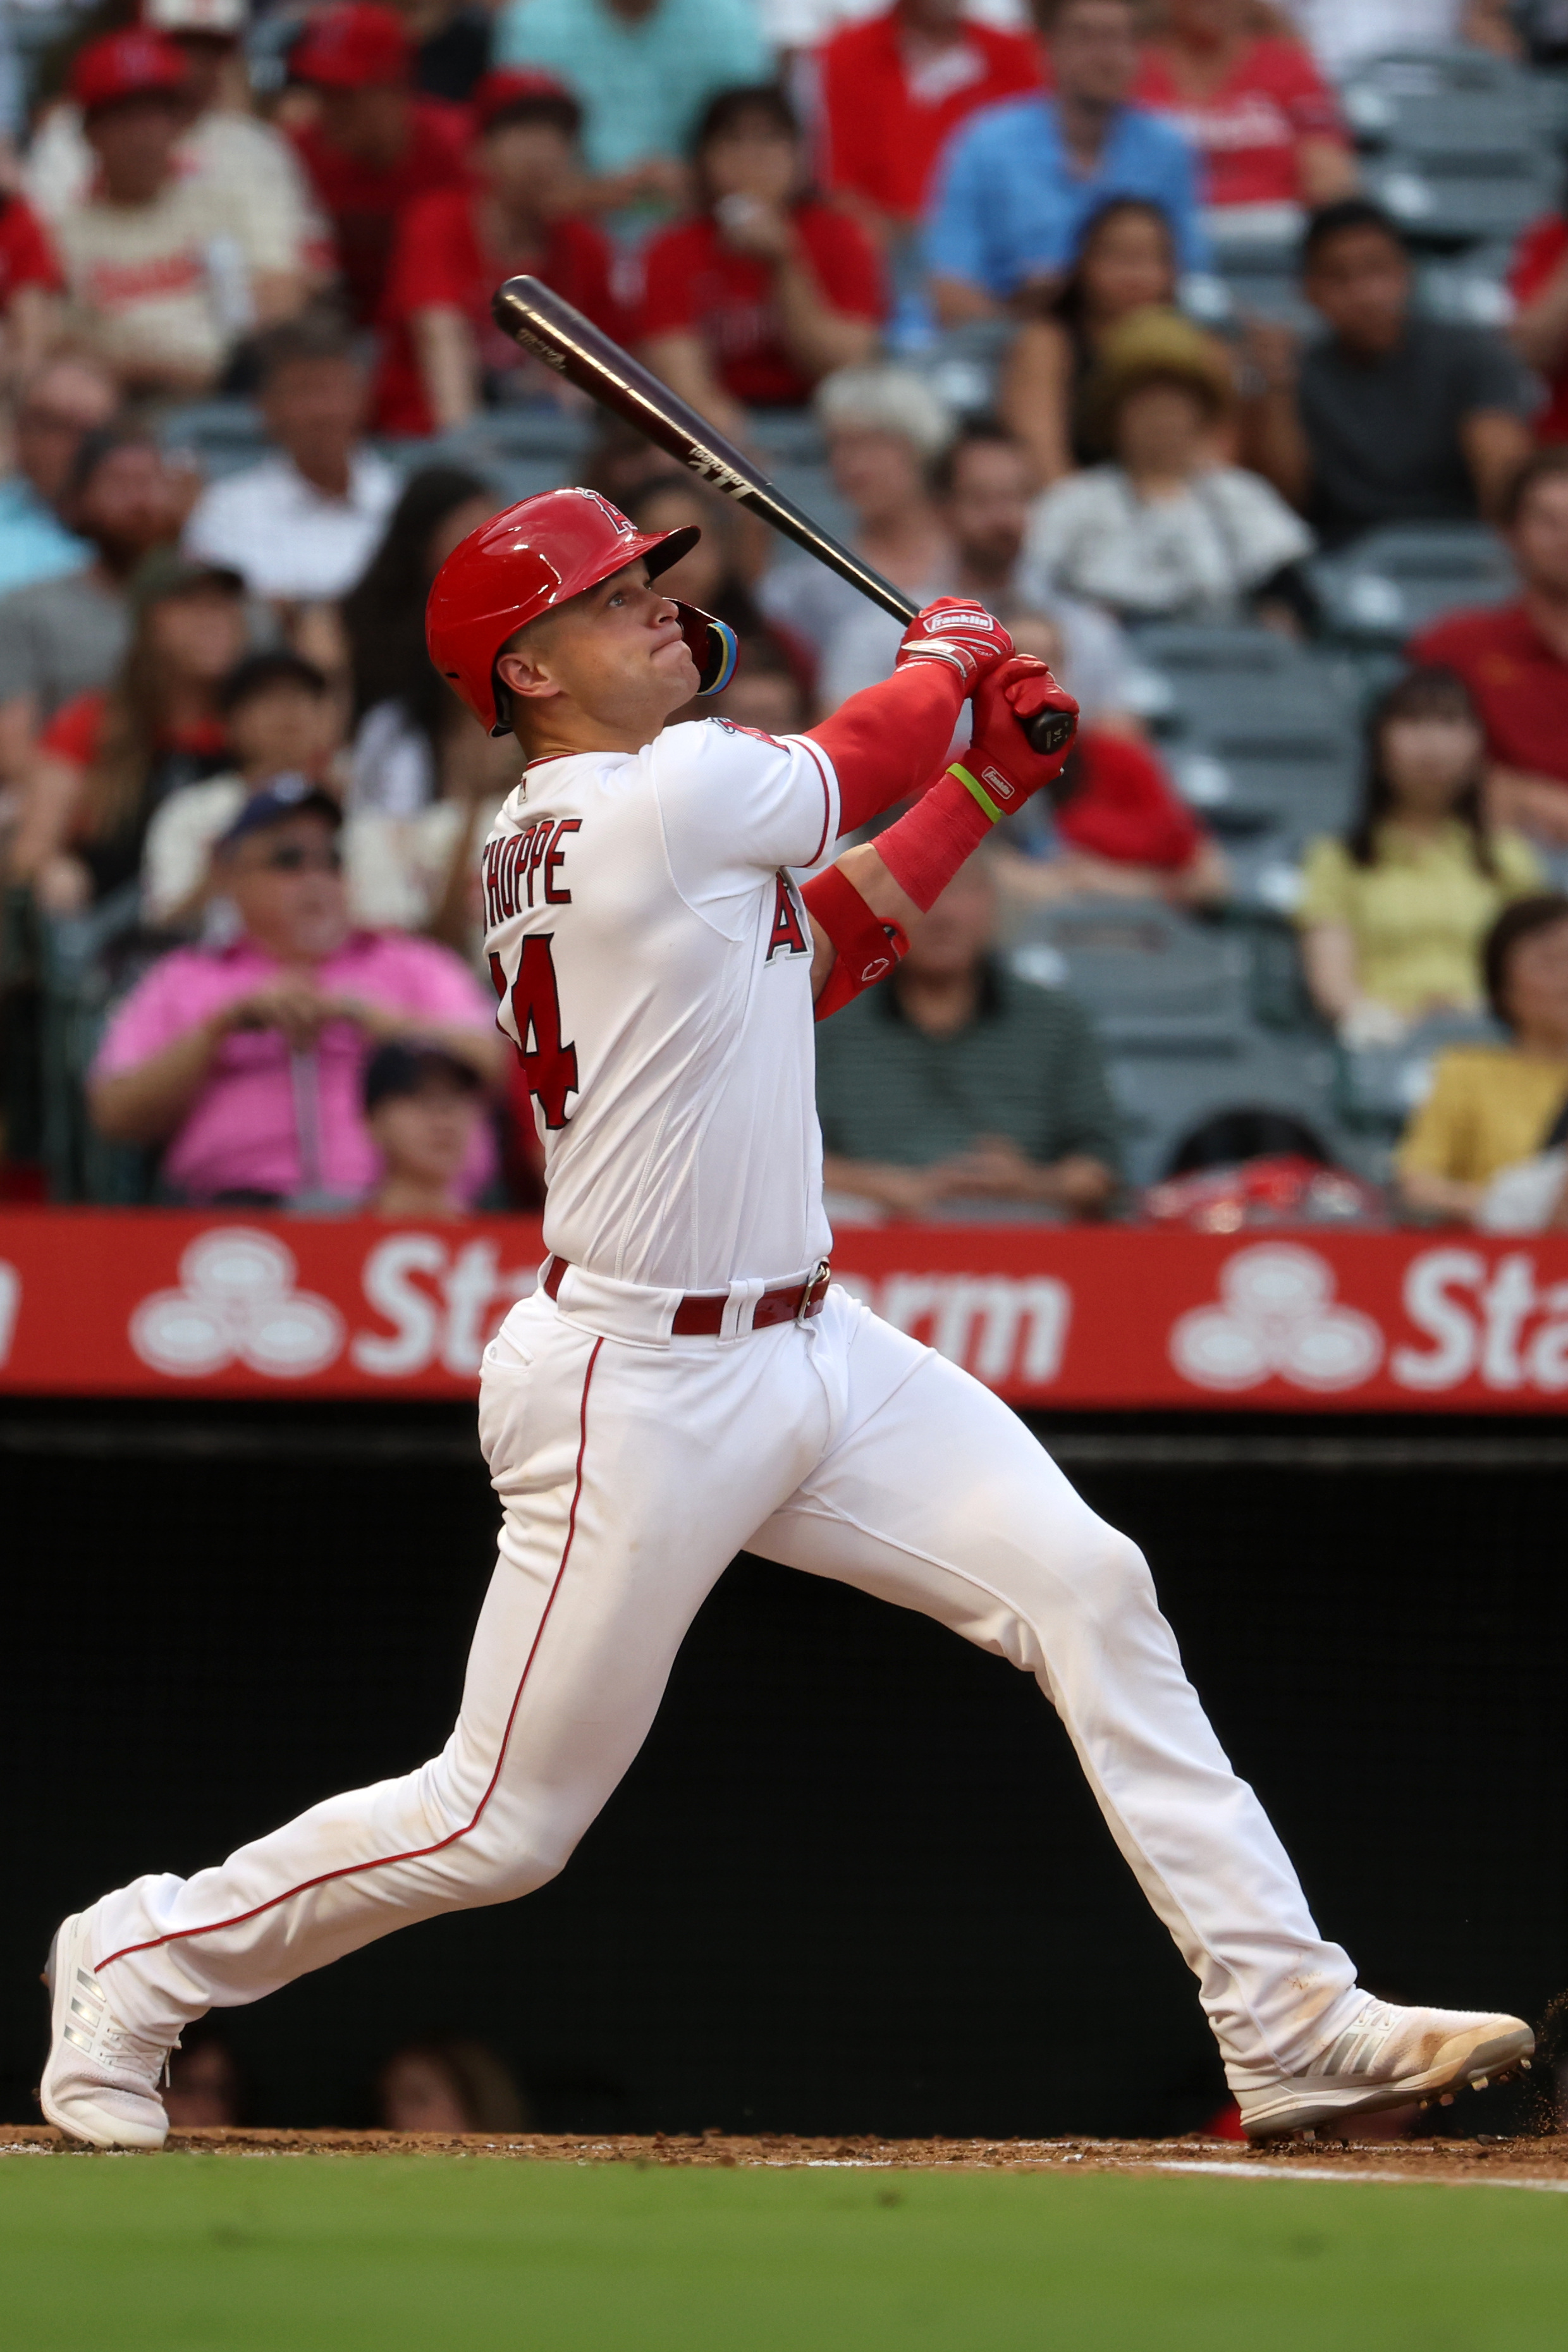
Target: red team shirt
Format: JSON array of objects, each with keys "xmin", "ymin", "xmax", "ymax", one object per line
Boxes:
[
  {"xmin": 639, "ymin": 204, "xmax": 884, "ymax": 409},
  {"xmin": 290, "ymin": 99, "xmax": 471, "ymax": 322},
  {"xmin": 1409, "ymin": 603, "xmax": 1568, "ymax": 788},
  {"xmin": 817, "ymin": 8, "xmax": 1041, "ymax": 224},
  {"xmin": 0, "ymin": 192, "xmax": 63, "ymax": 310},
  {"xmin": 377, "ymin": 189, "xmax": 629, "ymax": 434},
  {"xmin": 1053, "ymin": 732, "xmax": 1208, "ymax": 870},
  {"xmin": 1134, "ymin": 37, "xmax": 1344, "ymax": 209},
  {"xmin": 1510, "ymin": 213, "xmax": 1568, "ymax": 443}
]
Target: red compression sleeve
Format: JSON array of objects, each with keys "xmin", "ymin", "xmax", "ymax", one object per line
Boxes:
[
  {"xmin": 801, "ymin": 862, "xmax": 909, "ymax": 1022},
  {"xmin": 805, "ymin": 663, "xmax": 968, "ymax": 835},
  {"xmin": 874, "ymin": 765, "xmax": 998, "ymax": 912}
]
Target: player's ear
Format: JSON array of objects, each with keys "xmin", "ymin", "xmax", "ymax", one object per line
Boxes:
[{"xmin": 494, "ymin": 639, "xmax": 563, "ymax": 706}]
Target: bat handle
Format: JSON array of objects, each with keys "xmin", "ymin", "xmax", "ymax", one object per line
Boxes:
[{"xmin": 1023, "ymin": 708, "xmax": 1077, "ymax": 758}]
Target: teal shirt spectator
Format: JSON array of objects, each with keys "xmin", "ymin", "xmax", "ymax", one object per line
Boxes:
[
  {"xmin": 494, "ymin": 0, "xmax": 771, "ymax": 175},
  {"xmin": 925, "ymin": 95, "xmax": 1208, "ymax": 302},
  {"xmin": 0, "ymin": 474, "xmax": 91, "ymax": 597}
]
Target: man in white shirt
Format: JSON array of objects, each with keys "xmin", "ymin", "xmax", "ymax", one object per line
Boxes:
[
  {"xmin": 26, "ymin": 0, "xmax": 325, "ymax": 325},
  {"xmin": 181, "ymin": 315, "xmax": 399, "ymax": 604}
]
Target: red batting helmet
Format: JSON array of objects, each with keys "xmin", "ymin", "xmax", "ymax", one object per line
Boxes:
[{"xmin": 427, "ymin": 486, "xmax": 723, "ymax": 736}]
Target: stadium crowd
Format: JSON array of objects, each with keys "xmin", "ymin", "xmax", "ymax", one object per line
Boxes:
[{"xmin": 2, "ymin": 0, "xmax": 1568, "ymax": 1231}]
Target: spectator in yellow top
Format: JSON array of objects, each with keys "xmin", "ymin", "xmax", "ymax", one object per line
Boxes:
[
  {"xmin": 1296, "ymin": 668, "xmax": 1542, "ymax": 1048},
  {"xmin": 1397, "ymin": 894, "xmax": 1568, "ymax": 1223}
]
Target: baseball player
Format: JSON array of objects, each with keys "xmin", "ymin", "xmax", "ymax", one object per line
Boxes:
[{"xmin": 42, "ymin": 489, "xmax": 1530, "ymax": 2148}]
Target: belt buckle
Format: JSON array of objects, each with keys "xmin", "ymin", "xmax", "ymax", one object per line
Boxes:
[{"xmin": 796, "ymin": 1258, "xmax": 831, "ymax": 1325}]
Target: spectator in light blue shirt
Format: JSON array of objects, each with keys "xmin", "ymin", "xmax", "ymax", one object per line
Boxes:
[
  {"xmin": 493, "ymin": 0, "xmax": 770, "ymax": 200},
  {"xmin": 926, "ymin": 0, "xmax": 1207, "ymax": 326},
  {"xmin": 0, "ymin": 356, "xmax": 116, "ymax": 599}
]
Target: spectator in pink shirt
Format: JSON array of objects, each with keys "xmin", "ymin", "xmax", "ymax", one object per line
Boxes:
[{"xmin": 89, "ymin": 775, "xmax": 501, "ymax": 1204}]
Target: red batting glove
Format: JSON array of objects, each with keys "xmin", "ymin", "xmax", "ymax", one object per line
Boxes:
[
  {"xmin": 894, "ymin": 598, "xmax": 1014, "ymax": 694},
  {"xmin": 956, "ymin": 656, "xmax": 1080, "ymax": 817}
]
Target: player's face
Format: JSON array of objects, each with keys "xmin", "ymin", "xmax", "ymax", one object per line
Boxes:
[{"xmin": 499, "ymin": 561, "xmax": 698, "ymax": 744}]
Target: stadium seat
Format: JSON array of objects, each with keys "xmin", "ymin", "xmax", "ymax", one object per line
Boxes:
[
  {"xmin": 159, "ymin": 400, "xmax": 269, "ymax": 482},
  {"xmin": 34, "ymin": 885, "xmax": 155, "ymax": 1204},
  {"xmin": 1335, "ymin": 1008, "xmax": 1502, "ymax": 1144},
  {"xmin": 1007, "ymin": 896, "xmax": 1253, "ymax": 1032},
  {"xmin": 1305, "ymin": 524, "xmax": 1516, "ymax": 647},
  {"xmin": 1340, "ymin": 46, "xmax": 1541, "ymax": 145}
]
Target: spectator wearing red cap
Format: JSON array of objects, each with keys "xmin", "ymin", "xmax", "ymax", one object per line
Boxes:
[
  {"xmin": 0, "ymin": 192, "xmax": 63, "ymax": 386},
  {"xmin": 25, "ymin": 0, "xmax": 323, "ymax": 329},
  {"xmin": 288, "ymin": 3, "xmax": 471, "ymax": 325},
  {"xmin": 816, "ymin": 0, "xmax": 1041, "ymax": 246},
  {"xmin": 639, "ymin": 83, "xmax": 883, "ymax": 440},
  {"xmin": 377, "ymin": 71, "xmax": 627, "ymax": 434},
  {"xmin": 52, "ymin": 30, "xmax": 288, "ymax": 393}
]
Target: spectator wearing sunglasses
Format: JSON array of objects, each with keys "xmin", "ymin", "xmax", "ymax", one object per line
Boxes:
[{"xmin": 89, "ymin": 776, "xmax": 500, "ymax": 1205}]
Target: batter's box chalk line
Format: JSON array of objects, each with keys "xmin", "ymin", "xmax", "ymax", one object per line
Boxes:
[
  {"xmin": 1168, "ymin": 1242, "xmax": 1384, "ymax": 1394},
  {"xmin": 130, "ymin": 1227, "xmax": 345, "ymax": 1380},
  {"xmin": 1155, "ymin": 2160, "xmax": 1568, "ymax": 2193}
]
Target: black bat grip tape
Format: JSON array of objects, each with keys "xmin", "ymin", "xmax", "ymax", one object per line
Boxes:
[{"xmin": 1024, "ymin": 710, "xmax": 1077, "ymax": 757}]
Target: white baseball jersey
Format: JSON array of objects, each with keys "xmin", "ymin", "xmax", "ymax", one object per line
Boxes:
[{"xmin": 481, "ymin": 717, "xmax": 841, "ymax": 1292}]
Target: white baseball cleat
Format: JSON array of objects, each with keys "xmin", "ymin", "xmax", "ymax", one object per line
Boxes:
[
  {"xmin": 1234, "ymin": 1995, "xmax": 1534, "ymax": 2140},
  {"xmin": 39, "ymin": 1910, "xmax": 172, "ymax": 2150}
]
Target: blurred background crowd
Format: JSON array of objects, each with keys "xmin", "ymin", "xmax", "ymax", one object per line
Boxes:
[{"xmin": 4, "ymin": 0, "xmax": 1568, "ymax": 1234}]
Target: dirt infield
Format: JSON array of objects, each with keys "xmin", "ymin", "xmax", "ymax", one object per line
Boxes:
[{"xmin": 6, "ymin": 2123, "xmax": 1568, "ymax": 2185}]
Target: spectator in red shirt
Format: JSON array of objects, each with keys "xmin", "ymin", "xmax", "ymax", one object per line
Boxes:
[
  {"xmin": 0, "ymin": 190, "xmax": 63, "ymax": 384},
  {"xmin": 639, "ymin": 83, "xmax": 884, "ymax": 440},
  {"xmin": 288, "ymin": 2, "xmax": 470, "ymax": 324},
  {"xmin": 995, "ymin": 610, "xmax": 1228, "ymax": 906},
  {"xmin": 1509, "ymin": 210, "xmax": 1568, "ymax": 446},
  {"xmin": 816, "ymin": 0, "xmax": 1040, "ymax": 244},
  {"xmin": 1134, "ymin": 0, "xmax": 1354, "ymax": 233},
  {"xmin": 1410, "ymin": 448, "xmax": 1568, "ymax": 847},
  {"xmin": 377, "ymin": 69, "xmax": 627, "ymax": 434},
  {"xmin": 8, "ymin": 550, "xmax": 248, "ymax": 913}
]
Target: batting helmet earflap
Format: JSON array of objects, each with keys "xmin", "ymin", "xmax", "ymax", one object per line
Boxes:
[{"xmin": 426, "ymin": 486, "xmax": 702, "ymax": 736}]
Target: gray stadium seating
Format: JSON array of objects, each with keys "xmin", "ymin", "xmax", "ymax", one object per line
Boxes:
[
  {"xmin": 1305, "ymin": 524, "xmax": 1516, "ymax": 646},
  {"xmin": 1335, "ymin": 1009, "xmax": 1502, "ymax": 1144}
]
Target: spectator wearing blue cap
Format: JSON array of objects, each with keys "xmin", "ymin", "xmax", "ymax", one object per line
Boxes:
[{"xmin": 89, "ymin": 776, "xmax": 500, "ymax": 1205}]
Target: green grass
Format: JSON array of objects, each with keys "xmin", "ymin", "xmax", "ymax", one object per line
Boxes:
[{"xmin": 3, "ymin": 2155, "xmax": 1567, "ymax": 2351}]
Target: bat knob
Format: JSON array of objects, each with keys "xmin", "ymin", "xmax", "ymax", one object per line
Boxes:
[{"xmin": 1024, "ymin": 709, "xmax": 1077, "ymax": 757}]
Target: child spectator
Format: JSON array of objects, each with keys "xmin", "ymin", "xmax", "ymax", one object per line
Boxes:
[
  {"xmin": 53, "ymin": 31, "xmax": 295, "ymax": 395},
  {"xmin": 1000, "ymin": 196, "xmax": 1187, "ymax": 487},
  {"xmin": 816, "ymin": 0, "xmax": 1040, "ymax": 244},
  {"xmin": 993, "ymin": 611, "xmax": 1228, "ymax": 906},
  {"xmin": 1021, "ymin": 305, "xmax": 1311, "ymax": 623},
  {"xmin": 1244, "ymin": 200, "xmax": 1536, "ymax": 547},
  {"xmin": 288, "ymin": 3, "xmax": 470, "ymax": 326},
  {"xmin": 183, "ymin": 316, "xmax": 398, "ymax": 606},
  {"xmin": 816, "ymin": 854, "xmax": 1120, "ymax": 1222},
  {"xmin": 140, "ymin": 652, "xmax": 342, "ymax": 931},
  {"xmin": 88, "ymin": 779, "xmax": 499, "ymax": 1204},
  {"xmin": 639, "ymin": 83, "xmax": 883, "ymax": 441},
  {"xmin": 1134, "ymin": 0, "xmax": 1354, "ymax": 236},
  {"xmin": 1397, "ymin": 893, "xmax": 1568, "ymax": 1223},
  {"xmin": 0, "ymin": 357, "xmax": 116, "ymax": 600},
  {"xmin": 758, "ymin": 364, "xmax": 953, "ymax": 675},
  {"xmin": 925, "ymin": 0, "xmax": 1206, "ymax": 328},
  {"xmin": 493, "ymin": 0, "xmax": 769, "ymax": 207},
  {"xmin": 364, "ymin": 1040, "xmax": 489, "ymax": 1216},
  {"xmin": 0, "ymin": 189, "xmax": 62, "ymax": 385},
  {"xmin": 1411, "ymin": 448, "xmax": 1568, "ymax": 846},
  {"xmin": 27, "ymin": 0, "xmax": 322, "ymax": 331},
  {"xmin": 0, "ymin": 424, "xmax": 188, "ymax": 784},
  {"xmin": 8, "ymin": 551, "xmax": 247, "ymax": 913},
  {"xmin": 376, "ymin": 70, "xmax": 627, "ymax": 435},
  {"xmin": 1296, "ymin": 666, "xmax": 1543, "ymax": 1046}
]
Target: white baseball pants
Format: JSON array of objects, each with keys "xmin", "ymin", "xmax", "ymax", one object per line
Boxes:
[{"xmin": 92, "ymin": 1284, "xmax": 1361, "ymax": 2081}]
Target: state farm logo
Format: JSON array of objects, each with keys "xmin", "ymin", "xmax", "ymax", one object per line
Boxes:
[
  {"xmin": 1170, "ymin": 1244, "xmax": 1384, "ymax": 1394},
  {"xmin": 847, "ymin": 1270, "xmax": 1071, "ymax": 1387},
  {"xmin": 130, "ymin": 1228, "xmax": 345, "ymax": 1378}
]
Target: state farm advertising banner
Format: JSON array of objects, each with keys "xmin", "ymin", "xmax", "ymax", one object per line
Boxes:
[{"xmin": 1, "ymin": 1213, "xmax": 1567, "ymax": 1411}]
